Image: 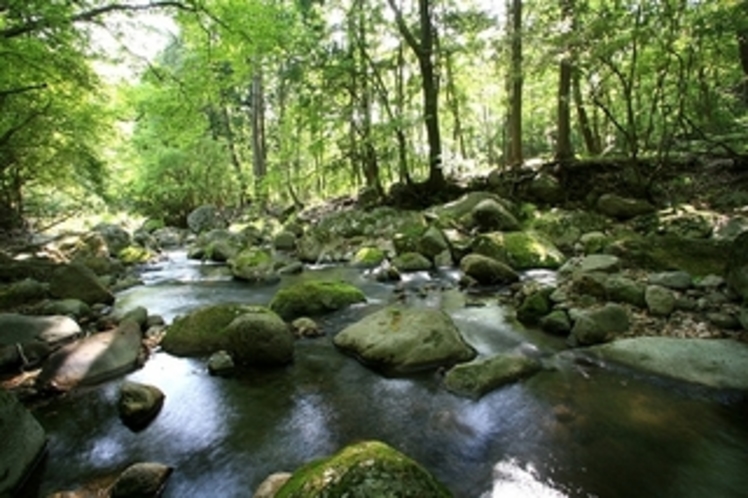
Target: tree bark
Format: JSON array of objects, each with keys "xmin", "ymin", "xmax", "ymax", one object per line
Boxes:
[
  {"xmin": 251, "ymin": 64, "xmax": 267, "ymax": 204},
  {"xmin": 555, "ymin": 0, "xmax": 573, "ymax": 162},
  {"xmin": 507, "ymin": 0, "xmax": 523, "ymax": 167}
]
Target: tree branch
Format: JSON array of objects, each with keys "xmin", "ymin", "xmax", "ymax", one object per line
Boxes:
[
  {"xmin": 0, "ymin": 83, "xmax": 48, "ymax": 99},
  {"xmin": 384, "ymin": 0, "xmax": 422, "ymax": 56},
  {"xmin": 2, "ymin": 1, "xmax": 197, "ymax": 39}
]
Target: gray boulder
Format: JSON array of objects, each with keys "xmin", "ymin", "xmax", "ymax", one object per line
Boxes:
[
  {"xmin": 570, "ymin": 303, "xmax": 630, "ymax": 345},
  {"xmin": 225, "ymin": 309, "xmax": 295, "ymax": 366},
  {"xmin": 36, "ymin": 320, "xmax": 143, "ymax": 391},
  {"xmin": 334, "ymin": 305, "xmax": 476, "ymax": 374},
  {"xmin": 559, "ymin": 254, "xmax": 621, "ymax": 276},
  {"xmin": 93, "ymin": 223, "xmax": 132, "ymax": 256},
  {"xmin": 588, "ymin": 337, "xmax": 748, "ymax": 390},
  {"xmin": 0, "ymin": 390, "xmax": 46, "ymax": 496},
  {"xmin": 41, "ymin": 299, "xmax": 91, "ymax": 319},
  {"xmin": 0, "ymin": 313, "xmax": 81, "ymax": 346},
  {"xmin": 460, "ymin": 254, "xmax": 519, "ymax": 286},
  {"xmin": 645, "ymin": 285, "xmax": 676, "ymax": 317},
  {"xmin": 0, "ymin": 278, "xmax": 47, "ymax": 309},
  {"xmin": 596, "ymin": 193, "xmax": 655, "ymax": 220},
  {"xmin": 418, "ymin": 226, "xmax": 450, "ymax": 260},
  {"xmin": 470, "ymin": 198, "xmax": 520, "ymax": 232},
  {"xmin": 273, "ymin": 230, "xmax": 297, "ymax": 251},
  {"xmin": 392, "ymin": 252, "xmax": 432, "ymax": 272},
  {"xmin": 648, "ymin": 271, "xmax": 692, "ymax": 290},
  {"xmin": 118, "ymin": 381, "xmax": 165, "ymax": 430},
  {"xmin": 443, "ymin": 350, "xmax": 542, "ymax": 398},
  {"xmin": 49, "ymin": 263, "xmax": 114, "ymax": 305},
  {"xmin": 110, "ymin": 462, "xmax": 173, "ymax": 498},
  {"xmin": 207, "ymin": 350, "xmax": 235, "ymax": 376},
  {"xmin": 152, "ymin": 227, "xmax": 185, "ymax": 248},
  {"xmin": 187, "ymin": 205, "xmax": 226, "ymax": 234},
  {"xmin": 604, "ymin": 275, "xmax": 645, "ymax": 308},
  {"xmin": 540, "ymin": 310, "xmax": 572, "ymax": 336}
]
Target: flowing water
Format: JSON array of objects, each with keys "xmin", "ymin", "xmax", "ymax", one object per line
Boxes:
[{"xmin": 21, "ymin": 252, "xmax": 748, "ymax": 497}]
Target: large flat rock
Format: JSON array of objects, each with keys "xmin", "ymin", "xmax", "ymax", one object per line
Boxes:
[
  {"xmin": 36, "ymin": 321, "xmax": 143, "ymax": 391},
  {"xmin": 587, "ymin": 337, "xmax": 748, "ymax": 390},
  {"xmin": 0, "ymin": 313, "xmax": 82, "ymax": 346}
]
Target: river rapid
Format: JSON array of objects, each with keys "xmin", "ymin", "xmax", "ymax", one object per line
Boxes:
[{"xmin": 21, "ymin": 251, "xmax": 748, "ymax": 498}]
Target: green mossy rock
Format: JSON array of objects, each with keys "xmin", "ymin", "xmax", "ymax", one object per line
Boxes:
[
  {"xmin": 459, "ymin": 254, "xmax": 519, "ymax": 285},
  {"xmin": 161, "ymin": 304, "xmax": 255, "ymax": 356},
  {"xmin": 333, "ymin": 305, "xmax": 476, "ymax": 374},
  {"xmin": 516, "ymin": 289, "xmax": 552, "ymax": 325},
  {"xmin": 352, "ymin": 246, "xmax": 386, "ymax": 268},
  {"xmin": 727, "ymin": 232, "xmax": 748, "ymax": 302},
  {"xmin": 224, "ymin": 309, "xmax": 294, "ymax": 365},
  {"xmin": 118, "ymin": 245, "xmax": 154, "ymax": 265},
  {"xmin": 275, "ymin": 440, "xmax": 453, "ymax": 498},
  {"xmin": 392, "ymin": 252, "xmax": 433, "ymax": 272},
  {"xmin": 472, "ymin": 231, "xmax": 564, "ymax": 270},
  {"xmin": 443, "ymin": 351, "xmax": 542, "ymax": 398},
  {"xmin": 229, "ymin": 248, "xmax": 278, "ymax": 284},
  {"xmin": 270, "ymin": 280, "xmax": 366, "ymax": 320},
  {"xmin": 606, "ymin": 234, "xmax": 729, "ymax": 277}
]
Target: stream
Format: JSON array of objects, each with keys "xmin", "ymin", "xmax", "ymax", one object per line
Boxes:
[{"xmin": 21, "ymin": 251, "xmax": 748, "ymax": 497}]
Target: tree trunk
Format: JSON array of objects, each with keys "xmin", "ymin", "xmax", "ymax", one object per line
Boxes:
[
  {"xmin": 221, "ymin": 105, "xmax": 248, "ymax": 206},
  {"xmin": 251, "ymin": 64, "xmax": 267, "ymax": 204},
  {"xmin": 555, "ymin": 0, "xmax": 573, "ymax": 162},
  {"xmin": 386, "ymin": 0, "xmax": 444, "ymax": 191},
  {"xmin": 573, "ymin": 70, "xmax": 600, "ymax": 155},
  {"xmin": 507, "ymin": 0, "xmax": 523, "ymax": 167},
  {"xmin": 444, "ymin": 50, "xmax": 467, "ymax": 159},
  {"xmin": 738, "ymin": 30, "xmax": 748, "ymax": 104}
]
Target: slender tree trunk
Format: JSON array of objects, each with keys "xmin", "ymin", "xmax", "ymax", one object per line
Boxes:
[
  {"xmin": 573, "ymin": 70, "xmax": 600, "ymax": 155},
  {"xmin": 555, "ymin": 0, "xmax": 573, "ymax": 162},
  {"xmin": 221, "ymin": 105, "xmax": 247, "ymax": 206},
  {"xmin": 356, "ymin": 0, "xmax": 382, "ymax": 195},
  {"xmin": 507, "ymin": 0, "xmax": 523, "ymax": 167},
  {"xmin": 386, "ymin": 0, "xmax": 444, "ymax": 190},
  {"xmin": 395, "ymin": 42, "xmax": 411, "ymax": 184},
  {"xmin": 444, "ymin": 51, "xmax": 466, "ymax": 159},
  {"xmin": 738, "ymin": 30, "xmax": 748, "ymax": 104},
  {"xmin": 251, "ymin": 64, "xmax": 267, "ymax": 204}
]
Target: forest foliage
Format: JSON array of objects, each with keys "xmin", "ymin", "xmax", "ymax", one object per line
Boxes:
[{"xmin": 0, "ymin": 0, "xmax": 746, "ymax": 228}]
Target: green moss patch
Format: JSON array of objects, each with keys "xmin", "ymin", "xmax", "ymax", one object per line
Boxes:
[{"xmin": 269, "ymin": 280, "xmax": 366, "ymax": 320}]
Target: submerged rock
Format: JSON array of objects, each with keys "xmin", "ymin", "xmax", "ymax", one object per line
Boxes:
[
  {"xmin": 274, "ymin": 441, "xmax": 452, "ymax": 498},
  {"xmin": 0, "ymin": 390, "xmax": 46, "ymax": 496},
  {"xmin": 225, "ymin": 309, "xmax": 295, "ymax": 366},
  {"xmin": 207, "ymin": 350, "xmax": 235, "ymax": 376},
  {"xmin": 443, "ymin": 350, "xmax": 542, "ymax": 398},
  {"xmin": 110, "ymin": 462, "xmax": 173, "ymax": 498},
  {"xmin": 118, "ymin": 381, "xmax": 165, "ymax": 430},
  {"xmin": 588, "ymin": 337, "xmax": 748, "ymax": 390},
  {"xmin": 269, "ymin": 280, "xmax": 366, "ymax": 321},
  {"xmin": 334, "ymin": 305, "xmax": 476, "ymax": 374}
]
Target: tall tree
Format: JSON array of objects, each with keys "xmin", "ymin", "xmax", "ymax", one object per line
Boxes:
[
  {"xmin": 555, "ymin": 0, "xmax": 574, "ymax": 162},
  {"xmin": 507, "ymin": 0, "xmax": 523, "ymax": 167},
  {"xmin": 386, "ymin": 0, "xmax": 445, "ymax": 190}
]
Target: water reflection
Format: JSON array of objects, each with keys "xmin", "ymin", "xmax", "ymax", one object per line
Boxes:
[{"xmin": 25, "ymin": 260, "xmax": 748, "ymax": 498}]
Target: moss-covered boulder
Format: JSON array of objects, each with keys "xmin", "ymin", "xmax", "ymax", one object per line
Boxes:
[
  {"xmin": 431, "ymin": 191, "xmax": 513, "ymax": 225},
  {"xmin": 161, "ymin": 304, "xmax": 254, "ymax": 356},
  {"xmin": 596, "ymin": 194, "xmax": 655, "ymax": 220},
  {"xmin": 418, "ymin": 226, "xmax": 450, "ymax": 261},
  {"xmin": 270, "ymin": 280, "xmax": 366, "ymax": 320},
  {"xmin": 469, "ymin": 198, "xmax": 521, "ymax": 232},
  {"xmin": 569, "ymin": 303, "xmax": 630, "ymax": 346},
  {"xmin": 516, "ymin": 288, "xmax": 552, "ymax": 325},
  {"xmin": 459, "ymin": 254, "xmax": 519, "ymax": 286},
  {"xmin": 275, "ymin": 440, "xmax": 452, "ymax": 498},
  {"xmin": 443, "ymin": 351, "xmax": 542, "ymax": 398},
  {"xmin": 392, "ymin": 252, "xmax": 433, "ymax": 272},
  {"xmin": 118, "ymin": 245, "xmax": 155, "ymax": 265},
  {"xmin": 224, "ymin": 309, "xmax": 294, "ymax": 365},
  {"xmin": 229, "ymin": 248, "xmax": 278, "ymax": 284},
  {"xmin": 49, "ymin": 262, "xmax": 114, "ymax": 305},
  {"xmin": 604, "ymin": 275, "xmax": 646, "ymax": 308},
  {"xmin": 525, "ymin": 208, "xmax": 609, "ymax": 252},
  {"xmin": 118, "ymin": 381, "xmax": 165, "ymax": 430},
  {"xmin": 472, "ymin": 231, "xmax": 564, "ymax": 270},
  {"xmin": 0, "ymin": 390, "xmax": 46, "ymax": 496},
  {"xmin": 606, "ymin": 234, "xmax": 729, "ymax": 277},
  {"xmin": 352, "ymin": 246, "xmax": 386, "ymax": 268},
  {"xmin": 334, "ymin": 305, "xmax": 476, "ymax": 374}
]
